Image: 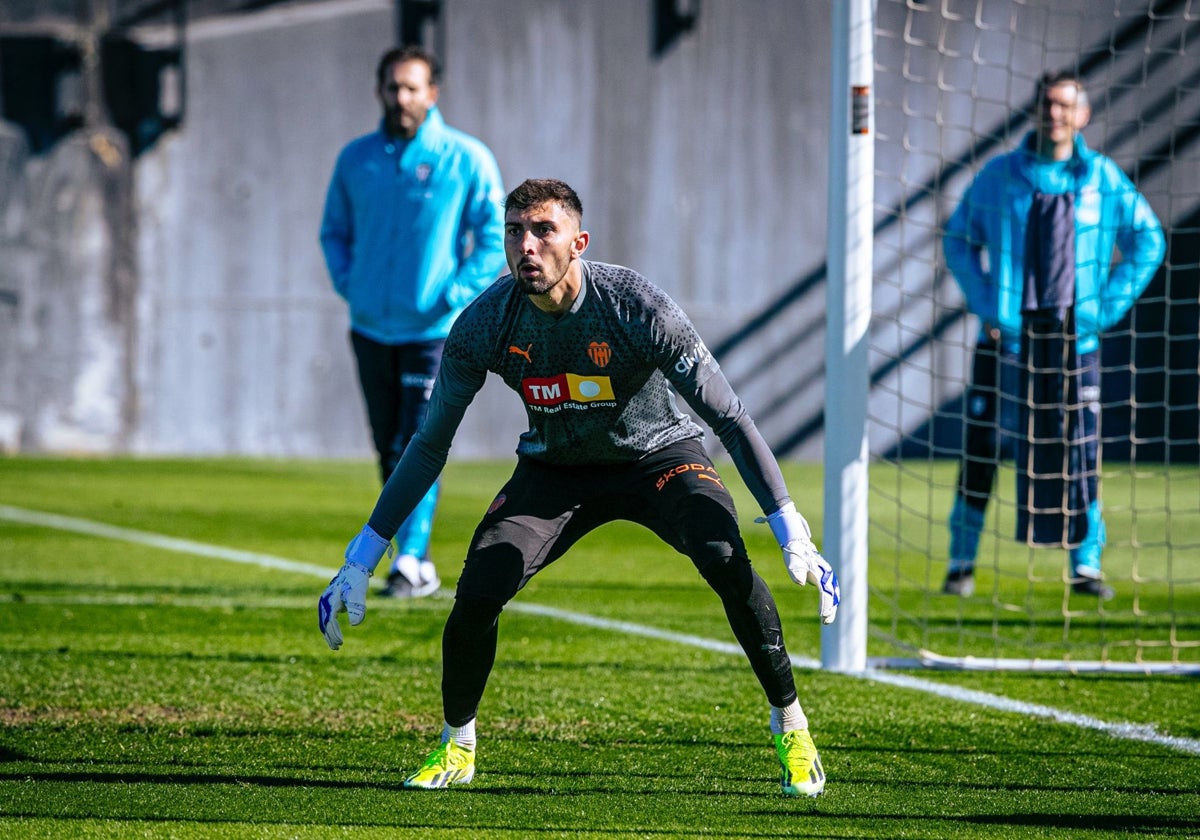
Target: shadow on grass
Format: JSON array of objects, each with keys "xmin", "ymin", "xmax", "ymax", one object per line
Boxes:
[
  {"xmin": 7, "ymin": 770, "xmax": 1199, "ymax": 837},
  {"xmin": 743, "ymin": 808, "xmax": 1200, "ymax": 834}
]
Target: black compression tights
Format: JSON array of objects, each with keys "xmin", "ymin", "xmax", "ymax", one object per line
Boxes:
[
  {"xmin": 440, "ymin": 560, "xmax": 798, "ymax": 727},
  {"xmin": 700, "ymin": 557, "xmax": 799, "ymax": 708},
  {"xmin": 441, "ymin": 594, "xmax": 504, "ymax": 727}
]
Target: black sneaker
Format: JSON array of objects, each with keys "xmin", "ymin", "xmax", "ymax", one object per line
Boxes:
[
  {"xmin": 1071, "ymin": 578, "xmax": 1114, "ymax": 600},
  {"xmin": 942, "ymin": 568, "xmax": 975, "ymax": 597}
]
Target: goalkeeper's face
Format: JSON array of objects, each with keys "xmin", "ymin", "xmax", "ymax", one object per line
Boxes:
[{"xmin": 504, "ymin": 201, "xmax": 589, "ymax": 301}]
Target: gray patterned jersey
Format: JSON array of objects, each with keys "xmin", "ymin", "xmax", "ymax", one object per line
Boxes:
[
  {"xmin": 368, "ymin": 261, "xmax": 790, "ymax": 537},
  {"xmin": 441, "ymin": 260, "xmax": 712, "ymax": 464}
]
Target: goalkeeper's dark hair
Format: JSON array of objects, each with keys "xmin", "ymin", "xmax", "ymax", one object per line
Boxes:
[
  {"xmin": 376, "ymin": 45, "xmax": 441, "ymax": 87},
  {"xmin": 1036, "ymin": 70, "xmax": 1088, "ymax": 110},
  {"xmin": 505, "ymin": 179, "xmax": 583, "ymax": 224}
]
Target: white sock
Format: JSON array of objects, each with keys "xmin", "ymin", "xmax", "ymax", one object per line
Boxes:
[
  {"xmin": 418, "ymin": 559, "xmax": 439, "ymax": 583},
  {"xmin": 393, "ymin": 553, "xmax": 421, "ymax": 582},
  {"xmin": 442, "ymin": 719, "xmax": 476, "ymax": 751},
  {"xmin": 770, "ymin": 699, "xmax": 808, "ymax": 735}
]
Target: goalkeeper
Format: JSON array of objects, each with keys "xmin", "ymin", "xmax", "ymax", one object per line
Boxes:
[{"xmin": 319, "ymin": 178, "xmax": 840, "ymax": 797}]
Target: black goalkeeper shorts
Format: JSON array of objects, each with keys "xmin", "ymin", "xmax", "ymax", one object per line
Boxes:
[{"xmin": 455, "ymin": 438, "xmax": 747, "ymax": 602}]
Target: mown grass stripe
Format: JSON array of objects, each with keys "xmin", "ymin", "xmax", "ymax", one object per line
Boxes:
[{"xmin": 5, "ymin": 502, "xmax": 1199, "ymax": 758}]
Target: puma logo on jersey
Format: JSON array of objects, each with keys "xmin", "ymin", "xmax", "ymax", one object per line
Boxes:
[{"xmin": 508, "ymin": 343, "xmax": 533, "ymax": 363}]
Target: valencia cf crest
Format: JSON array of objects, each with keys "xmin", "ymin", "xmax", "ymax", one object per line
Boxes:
[{"xmin": 587, "ymin": 341, "xmax": 612, "ymax": 367}]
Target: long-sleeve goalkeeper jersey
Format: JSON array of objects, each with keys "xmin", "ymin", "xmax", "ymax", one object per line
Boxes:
[{"xmin": 367, "ymin": 261, "xmax": 791, "ymax": 538}]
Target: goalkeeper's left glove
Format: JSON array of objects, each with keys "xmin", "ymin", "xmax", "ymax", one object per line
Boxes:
[
  {"xmin": 760, "ymin": 502, "xmax": 840, "ymax": 625},
  {"xmin": 318, "ymin": 524, "xmax": 393, "ymax": 651}
]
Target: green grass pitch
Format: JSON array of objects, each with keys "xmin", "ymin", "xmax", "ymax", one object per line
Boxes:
[{"xmin": 1, "ymin": 456, "xmax": 1197, "ymax": 838}]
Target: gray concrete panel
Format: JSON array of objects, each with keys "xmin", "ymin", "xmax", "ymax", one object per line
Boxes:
[{"xmin": 1, "ymin": 0, "xmax": 1193, "ymax": 464}]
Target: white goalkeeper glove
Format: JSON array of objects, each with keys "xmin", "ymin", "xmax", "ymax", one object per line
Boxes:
[
  {"xmin": 759, "ymin": 502, "xmax": 840, "ymax": 625},
  {"xmin": 318, "ymin": 524, "xmax": 393, "ymax": 651}
]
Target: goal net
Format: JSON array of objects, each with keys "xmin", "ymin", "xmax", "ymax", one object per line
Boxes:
[{"xmin": 863, "ymin": 0, "xmax": 1200, "ymax": 672}]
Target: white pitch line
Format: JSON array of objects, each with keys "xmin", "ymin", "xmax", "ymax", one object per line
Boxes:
[
  {"xmin": 0, "ymin": 504, "xmax": 335, "ymax": 578},
  {"xmin": 861, "ymin": 669, "xmax": 1200, "ymax": 756},
  {"xmin": 510, "ymin": 600, "xmax": 821, "ymax": 669},
  {"xmin": 4, "ymin": 503, "xmax": 1198, "ymax": 757}
]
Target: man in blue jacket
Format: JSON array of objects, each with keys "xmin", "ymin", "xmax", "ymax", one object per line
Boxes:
[
  {"xmin": 321, "ymin": 46, "xmax": 506, "ymax": 598},
  {"xmin": 941, "ymin": 70, "xmax": 1165, "ymax": 599}
]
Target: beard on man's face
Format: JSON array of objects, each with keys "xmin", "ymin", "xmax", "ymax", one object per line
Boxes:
[{"xmin": 518, "ymin": 276, "xmax": 555, "ymax": 295}]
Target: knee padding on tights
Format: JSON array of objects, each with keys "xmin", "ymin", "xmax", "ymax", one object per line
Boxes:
[
  {"xmin": 445, "ymin": 593, "xmax": 505, "ymax": 640},
  {"xmin": 698, "ymin": 555, "xmax": 757, "ymax": 604}
]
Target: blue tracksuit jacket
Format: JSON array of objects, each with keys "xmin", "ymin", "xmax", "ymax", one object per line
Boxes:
[
  {"xmin": 943, "ymin": 132, "xmax": 1165, "ymax": 355},
  {"xmin": 320, "ymin": 107, "xmax": 507, "ymax": 344}
]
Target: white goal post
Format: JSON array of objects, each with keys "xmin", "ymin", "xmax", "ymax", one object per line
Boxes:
[
  {"xmin": 822, "ymin": 0, "xmax": 874, "ymax": 673},
  {"xmin": 823, "ymin": 0, "xmax": 1200, "ymax": 674}
]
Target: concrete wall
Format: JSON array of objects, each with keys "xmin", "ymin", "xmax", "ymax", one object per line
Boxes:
[
  {"xmin": 0, "ymin": 121, "xmax": 138, "ymax": 453},
  {"xmin": 131, "ymin": 1, "xmax": 399, "ymax": 457},
  {"xmin": 437, "ymin": 0, "xmax": 834, "ymax": 459},
  {"xmin": 1, "ymin": 0, "xmax": 1195, "ymax": 461},
  {"xmin": 1, "ymin": 0, "xmax": 837, "ymax": 459}
]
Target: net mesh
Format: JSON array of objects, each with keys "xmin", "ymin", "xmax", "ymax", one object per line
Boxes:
[{"xmin": 868, "ymin": 0, "xmax": 1200, "ymax": 671}]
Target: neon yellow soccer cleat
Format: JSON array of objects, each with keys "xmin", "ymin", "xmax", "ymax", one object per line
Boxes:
[
  {"xmin": 774, "ymin": 729, "xmax": 825, "ymax": 797},
  {"xmin": 403, "ymin": 738, "xmax": 476, "ymax": 789}
]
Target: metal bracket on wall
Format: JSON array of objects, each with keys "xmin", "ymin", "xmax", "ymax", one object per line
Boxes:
[
  {"xmin": 653, "ymin": 0, "xmax": 698, "ymax": 57},
  {"xmin": 400, "ymin": 0, "xmax": 442, "ymax": 49}
]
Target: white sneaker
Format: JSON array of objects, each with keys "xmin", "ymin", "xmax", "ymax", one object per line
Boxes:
[{"xmin": 381, "ymin": 555, "xmax": 441, "ymax": 598}]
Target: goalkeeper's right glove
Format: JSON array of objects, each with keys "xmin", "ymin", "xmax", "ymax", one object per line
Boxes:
[
  {"xmin": 318, "ymin": 524, "xmax": 393, "ymax": 651},
  {"xmin": 759, "ymin": 502, "xmax": 841, "ymax": 625}
]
